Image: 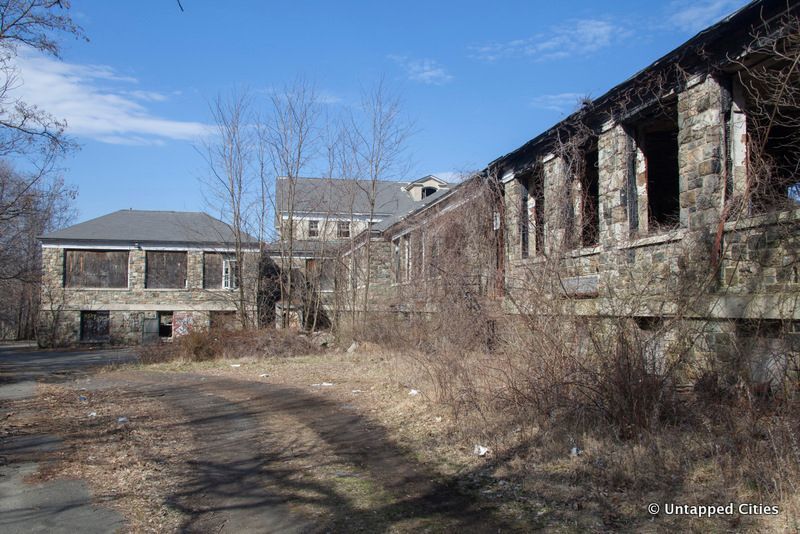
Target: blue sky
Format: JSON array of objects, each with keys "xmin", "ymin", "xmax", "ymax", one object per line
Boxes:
[{"xmin": 13, "ymin": 0, "xmax": 750, "ymax": 222}]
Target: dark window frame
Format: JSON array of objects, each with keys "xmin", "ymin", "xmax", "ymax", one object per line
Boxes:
[{"xmin": 337, "ymin": 221, "xmax": 351, "ymax": 238}]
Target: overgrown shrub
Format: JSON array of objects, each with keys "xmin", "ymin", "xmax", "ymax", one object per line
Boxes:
[{"xmin": 138, "ymin": 328, "xmax": 323, "ymax": 363}]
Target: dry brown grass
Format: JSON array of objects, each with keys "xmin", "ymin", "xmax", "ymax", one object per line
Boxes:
[
  {"xmin": 138, "ymin": 328, "xmax": 322, "ymax": 364},
  {"xmin": 140, "ymin": 344, "xmax": 797, "ymax": 531},
  {"xmin": 14, "ymin": 382, "xmax": 194, "ymax": 533}
]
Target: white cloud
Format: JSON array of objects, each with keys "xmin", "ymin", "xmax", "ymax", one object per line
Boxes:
[
  {"xmin": 666, "ymin": 0, "xmax": 746, "ymax": 32},
  {"xmin": 389, "ymin": 56, "xmax": 453, "ymax": 85},
  {"xmin": 12, "ymin": 51, "xmax": 209, "ymax": 145},
  {"xmin": 530, "ymin": 92, "xmax": 588, "ymax": 113},
  {"xmin": 470, "ymin": 19, "xmax": 628, "ymax": 62}
]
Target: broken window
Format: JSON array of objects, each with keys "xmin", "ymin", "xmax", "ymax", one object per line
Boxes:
[
  {"xmin": 632, "ymin": 102, "xmax": 680, "ymax": 231},
  {"xmin": 579, "ymin": 143, "xmax": 600, "ymax": 247},
  {"xmin": 80, "ymin": 311, "xmax": 110, "ymax": 342},
  {"xmin": 158, "ymin": 311, "xmax": 173, "ymax": 338},
  {"xmin": 392, "ymin": 238, "xmax": 401, "ymax": 283},
  {"xmin": 145, "ymin": 251, "xmax": 187, "ymax": 289},
  {"xmin": 65, "ymin": 250, "xmax": 128, "ymax": 288},
  {"xmin": 223, "ymin": 258, "xmax": 239, "ymax": 289},
  {"xmin": 337, "ymin": 221, "xmax": 350, "ymax": 238},
  {"xmin": 308, "ymin": 219, "xmax": 320, "ymax": 238},
  {"xmin": 519, "ymin": 175, "xmax": 530, "ymax": 258}
]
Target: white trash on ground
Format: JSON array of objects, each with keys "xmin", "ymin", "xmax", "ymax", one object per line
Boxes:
[
  {"xmin": 311, "ymin": 382, "xmax": 334, "ymax": 387},
  {"xmin": 230, "ymin": 364, "xmax": 241, "ymax": 368},
  {"xmin": 346, "ymin": 341, "xmax": 358, "ymax": 354},
  {"xmin": 474, "ymin": 444, "xmax": 490, "ymax": 457},
  {"xmin": 88, "ymin": 412, "xmax": 97, "ymax": 417},
  {"xmin": 408, "ymin": 389, "xmax": 419, "ymax": 396},
  {"xmin": 117, "ymin": 416, "xmax": 129, "ymax": 424}
]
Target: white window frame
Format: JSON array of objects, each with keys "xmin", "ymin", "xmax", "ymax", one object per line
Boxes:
[{"xmin": 223, "ymin": 258, "xmax": 238, "ymax": 290}]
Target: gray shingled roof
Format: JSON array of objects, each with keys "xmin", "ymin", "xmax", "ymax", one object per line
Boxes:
[
  {"xmin": 276, "ymin": 177, "xmax": 420, "ymax": 216},
  {"xmin": 373, "ymin": 185, "xmax": 455, "ymax": 232},
  {"xmin": 39, "ymin": 210, "xmax": 259, "ymax": 246}
]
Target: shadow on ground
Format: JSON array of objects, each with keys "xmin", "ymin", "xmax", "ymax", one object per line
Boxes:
[{"xmin": 94, "ymin": 373, "xmax": 522, "ymax": 533}]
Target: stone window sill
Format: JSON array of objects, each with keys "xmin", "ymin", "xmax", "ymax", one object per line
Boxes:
[
  {"xmin": 143, "ymin": 288, "xmax": 189, "ymax": 291},
  {"xmin": 565, "ymin": 245, "xmax": 601, "ymax": 258},
  {"xmin": 63, "ymin": 287, "xmax": 130, "ymax": 291},
  {"xmin": 622, "ymin": 229, "xmax": 687, "ymax": 250},
  {"xmin": 723, "ymin": 207, "xmax": 800, "ymax": 232}
]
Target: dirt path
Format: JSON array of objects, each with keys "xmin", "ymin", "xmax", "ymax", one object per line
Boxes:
[{"xmin": 83, "ymin": 371, "xmax": 514, "ymax": 532}]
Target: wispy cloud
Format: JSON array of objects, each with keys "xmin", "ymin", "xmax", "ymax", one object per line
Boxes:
[
  {"xmin": 471, "ymin": 19, "xmax": 628, "ymax": 62},
  {"xmin": 529, "ymin": 92, "xmax": 588, "ymax": 113},
  {"xmin": 666, "ymin": 0, "xmax": 746, "ymax": 32},
  {"xmin": 316, "ymin": 90, "xmax": 342, "ymax": 105},
  {"xmin": 12, "ymin": 51, "xmax": 209, "ymax": 145},
  {"xmin": 389, "ymin": 55, "xmax": 453, "ymax": 85}
]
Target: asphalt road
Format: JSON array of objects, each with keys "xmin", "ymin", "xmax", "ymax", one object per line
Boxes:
[{"xmin": 0, "ymin": 344, "xmax": 137, "ymax": 534}]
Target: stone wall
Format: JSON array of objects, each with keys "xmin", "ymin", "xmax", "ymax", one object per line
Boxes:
[
  {"xmin": 38, "ymin": 246, "xmax": 260, "ymax": 346},
  {"xmin": 501, "ymin": 75, "xmax": 800, "ymax": 322}
]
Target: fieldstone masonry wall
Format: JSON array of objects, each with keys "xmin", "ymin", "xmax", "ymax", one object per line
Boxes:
[{"xmin": 38, "ymin": 246, "xmax": 258, "ymax": 346}]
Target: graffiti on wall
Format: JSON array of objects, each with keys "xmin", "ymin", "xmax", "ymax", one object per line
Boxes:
[{"xmin": 173, "ymin": 312, "xmax": 194, "ymax": 337}]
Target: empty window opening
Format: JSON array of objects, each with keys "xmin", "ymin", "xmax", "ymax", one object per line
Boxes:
[
  {"xmin": 580, "ymin": 144, "xmax": 600, "ymax": 247},
  {"xmin": 210, "ymin": 311, "xmax": 237, "ymax": 331},
  {"xmin": 65, "ymin": 250, "xmax": 128, "ymax": 288},
  {"xmin": 533, "ymin": 170, "xmax": 546, "ymax": 255},
  {"xmin": 308, "ymin": 219, "xmax": 320, "ymax": 238},
  {"xmin": 146, "ymin": 251, "xmax": 187, "ymax": 289},
  {"xmin": 158, "ymin": 311, "xmax": 173, "ymax": 338},
  {"xmin": 736, "ymin": 64, "xmax": 800, "ymax": 211},
  {"xmin": 421, "ymin": 186, "xmax": 437, "ymax": 198},
  {"xmin": 392, "ymin": 238, "xmax": 401, "ymax": 283},
  {"xmin": 427, "ymin": 236, "xmax": 439, "ymax": 278},
  {"xmin": 404, "ymin": 234, "xmax": 411, "ymax": 281},
  {"xmin": 635, "ymin": 103, "xmax": 680, "ymax": 231},
  {"xmin": 519, "ymin": 175, "xmax": 530, "ymax": 258},
  {"xmin": 80, "ymin": 311, "xmax": 110, "ymax": 342},
  {"xmin": 337, "ymin": 221, "xmax": 350, "ymax": 238}
]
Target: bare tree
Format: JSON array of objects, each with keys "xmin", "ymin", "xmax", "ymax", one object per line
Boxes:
[
  {"xmin": 347, "ymin": 78, "xmax": 412, "ymax": 327},
  {"xmin": 201, "ymin": 90, "xmax": 256, "ymax": 327},
  {"xmin": 261, "ymin": 78, "xmax": 320, "ymax": 328},
  {"xmin": 0, "ymin": 1, "xmax": 82, "ymax": 339}
]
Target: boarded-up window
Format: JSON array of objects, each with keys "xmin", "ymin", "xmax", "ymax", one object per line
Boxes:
[
  {"xmin": 146, "ymin": 251, "xmax": 187, "ymax": 289},
  {"xmin": 203, "ymin": 252, "xmax": 223, "ymax": 288},
  {"xmin": 65, "ymin": 250, "xmax": 128, "ymax": 288},
  {"xmin": 80, "ymin": 311, "xmax": 110, "ymax": 342}
]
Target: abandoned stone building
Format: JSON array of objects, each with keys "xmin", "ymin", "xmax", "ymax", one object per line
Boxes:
[
  {"xmin": 334, "ymin": 0, "xmax": 800, "ymax": 383},
  {"xmin": 270, "ymin": 175, "xmax": 449, "ymax": 325},
  {"xmin": 37, "ymin": 210, "xmax": 260, "ymax": 346},
  {"xmin": 37, "ymin": 0, "xmax": 800, "ymax": 373}
]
